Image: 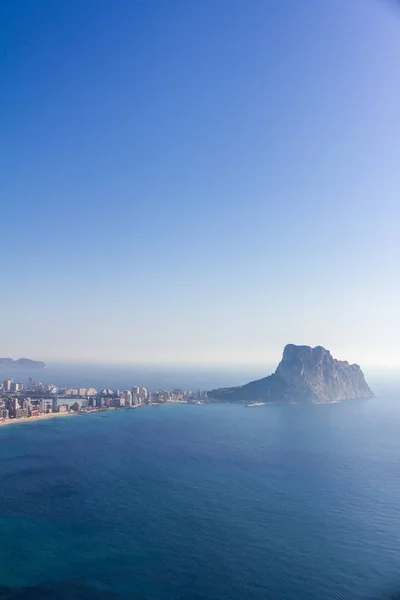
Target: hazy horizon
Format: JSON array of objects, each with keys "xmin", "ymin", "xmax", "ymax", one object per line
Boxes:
[
  {"xmin": 3, "ymin": 355, "xmax": 400, "ymax": 371},
  {"xmin": 2, "ymin": 0, "xmax": 400, "ymax": 367},
  {"xmin": 3, "ymin": 347, "xmax": 400, "ymax": 370},
  {"xmin": 1, "ymin": 358, "xmax": 399, "ymax": 397}
]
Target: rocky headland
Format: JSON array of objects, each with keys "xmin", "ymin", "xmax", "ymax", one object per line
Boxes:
[{"xmin": 208, "ymin": 344, "xmax": 374, "ymax": 403}]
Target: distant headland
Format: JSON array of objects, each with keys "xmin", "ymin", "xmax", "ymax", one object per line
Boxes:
[
  {"xmin": 208, "ymin": 344, "xmax": 374, "ymax": 404},
  {"xmin": 0, "ymin": 358, "xmax": 46, "ymax": 369}
]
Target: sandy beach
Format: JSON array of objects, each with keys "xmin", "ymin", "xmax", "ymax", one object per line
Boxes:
[{"xmin": 0, "ymin": 412, "xmax": 78, "ymax": 427}]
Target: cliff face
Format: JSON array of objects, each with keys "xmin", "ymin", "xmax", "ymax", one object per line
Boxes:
[
  {"xmin": 274, "ymin": 344, "xmax": 374, "ymax": 402},
  {"xmin": 208, "ymin": 344, "xmax": 374, "ymax": 403}
]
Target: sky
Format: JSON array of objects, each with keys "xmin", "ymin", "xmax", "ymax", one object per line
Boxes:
[{"xmin": 1, "ymin": 0, "xmax": 400, "ymax": 367}]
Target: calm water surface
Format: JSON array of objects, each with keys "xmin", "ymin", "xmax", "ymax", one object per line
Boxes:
[{"xmin": 1, "ymin": 398, "xmax": 400, "ymax": 599}]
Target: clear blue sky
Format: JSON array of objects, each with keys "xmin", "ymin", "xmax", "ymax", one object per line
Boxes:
[{"xmin": 1, "ymin": 0, "xmax": 400, "ymax": 367}]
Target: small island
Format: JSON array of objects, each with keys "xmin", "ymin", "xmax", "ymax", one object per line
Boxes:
[
  {"xmin": 0, "ymin": 358, "xmax": 46, "ymax": 369},
  {"xmin": 208, "ymin": 344, "xmax": 374, "ymax": 404}
]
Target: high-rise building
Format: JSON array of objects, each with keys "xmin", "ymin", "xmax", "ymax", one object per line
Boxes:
[
  {"xmin": 3, "ymin": 379, "xmax": 13, "ymax": 392},
  {"xmin": 124, "ymin": 391, "xmax": 132, "ymax": 407},
  {"xmin": 52, "ymin": 397, "xmax": 58, "ymax": 413},
  {"xmin": 10, "ymin": 381, "xmax": 24, "ymax": 393},
  {"xmin": 7, "ymin": 397, "xmax": 19, "ymax": 418},
  {"xmin": 132, "ymin": 386, "xmax": 140, "ymax": 405}
]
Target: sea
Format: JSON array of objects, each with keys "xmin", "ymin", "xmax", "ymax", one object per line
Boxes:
[
  {"xmin": 1, "ymin": 365, "xmax": 400, "ymax": 599},
  {"xmin": 0, "ymin": 362, "xmax": 274, "ymax": 393}
]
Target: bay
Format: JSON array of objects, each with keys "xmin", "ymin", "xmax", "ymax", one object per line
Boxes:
[{"xmin": 1, "ymin": 398, "xmax": 400, "ymax": 599}]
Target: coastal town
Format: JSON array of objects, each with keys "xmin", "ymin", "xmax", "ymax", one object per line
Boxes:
[{"xmin": 0, "ymin": 378, "xmax": 209, "ymax": 425}]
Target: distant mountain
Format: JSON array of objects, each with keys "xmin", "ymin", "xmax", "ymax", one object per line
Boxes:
[
  {"xmin": 208, "ymin": 344, "xmax": 374, "ymax": 403},
  {"xmin": 0, "ymin": 358, "xmax": 46, "ymax": 369}
]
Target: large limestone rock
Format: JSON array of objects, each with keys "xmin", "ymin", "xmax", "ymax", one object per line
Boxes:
[{"xmin": 208, "ymin": 344, "xmax": 374, "ymax": 403}]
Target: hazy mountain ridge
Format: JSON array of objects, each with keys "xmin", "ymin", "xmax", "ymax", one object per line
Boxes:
[
  {"xmin": 0, "ymin": 358, "xmax": 46, "ymax": 369},
  {"xmin": 208, "ymin": 344, "xmax": 374, "ymax": 403}
]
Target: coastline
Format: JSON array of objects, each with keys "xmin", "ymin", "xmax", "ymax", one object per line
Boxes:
[
  {"xmin": 0, "ymin": 403, "xmax": 193, "ymax": 429},
  {"xmin": 0, "ymin": 398, "xmax": 362, "ymax": 431},
  {"xmin": 0, "ymin": 412, "xmax": 78, "ymax": 428}
]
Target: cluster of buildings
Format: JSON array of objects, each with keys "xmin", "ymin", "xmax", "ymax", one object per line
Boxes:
[
  {"xmin": 83, "ymin": 386, "xmax": 208, "ymax": 409},
  {"xmin": 0, "ymin": 389, "xmax": 72, "ymax": 420},
  {"xmin": 0, "ymin": 378, "xmax": 208, "ymax": 422},
  {"xmin": 2, "ymin": 379, "xmax": 24, "ymax": 393}
]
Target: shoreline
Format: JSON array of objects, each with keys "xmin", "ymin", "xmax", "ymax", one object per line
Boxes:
[
  {"xmin": 0, "ymin": 397, "xmax": 368, "ymax": 430},
  {"xmin": 0, "ymin": 412, "xmax": 78, "ymax": 428}
]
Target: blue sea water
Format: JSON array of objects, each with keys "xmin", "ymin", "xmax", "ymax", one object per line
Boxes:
[
  {"xmin": 1, "ymin": 397, "xmax": 400, "ymax": 599},
  {"xmin": 0, "ymin": 362, "xmax": 272, "ymax": 392}
]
